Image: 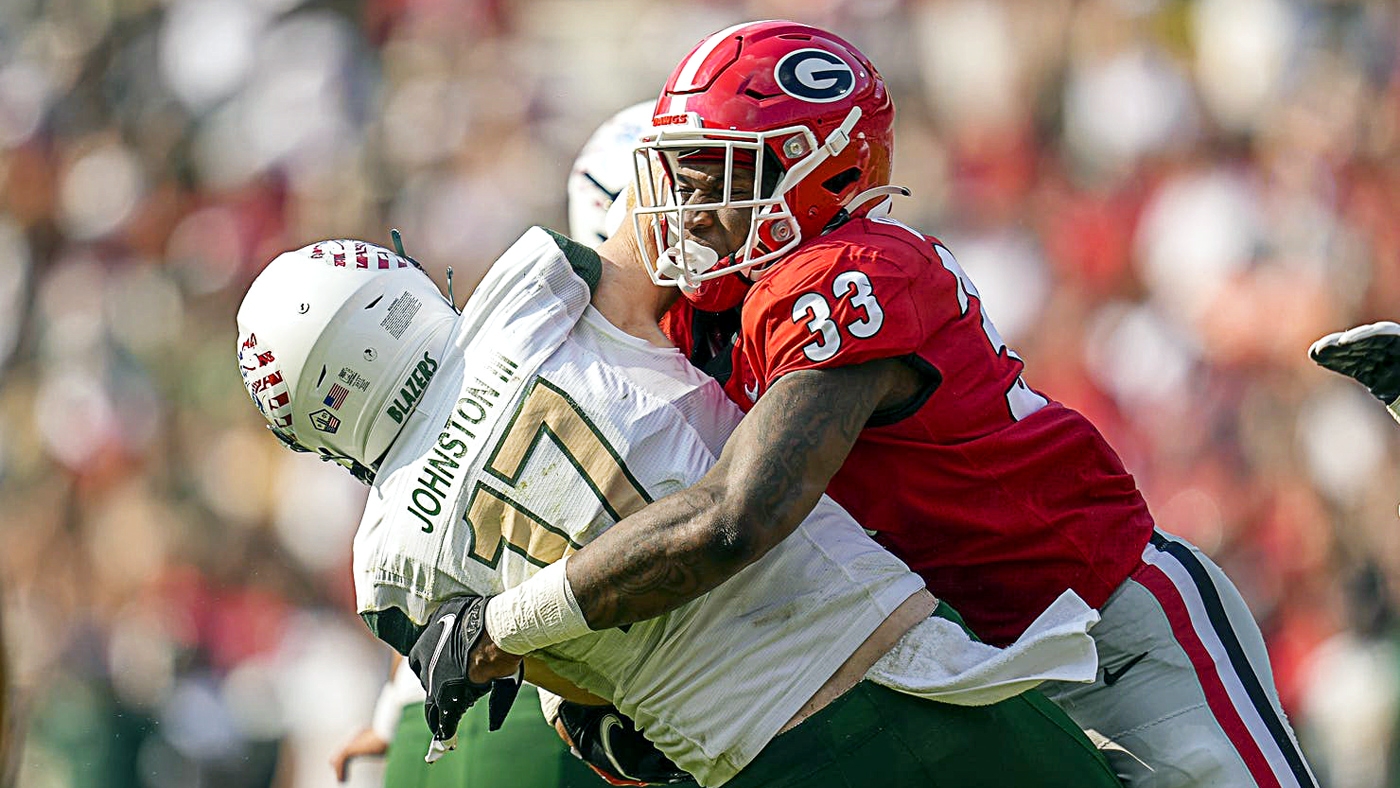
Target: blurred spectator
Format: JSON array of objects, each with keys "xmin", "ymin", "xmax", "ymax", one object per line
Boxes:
[
  {"xmin": 4, "ymin": 0, "xmax": 1400, "ymax": 785},
  {"xmin": 1298, "ymin": 563, "xmax": 1400, "ymax": 788},
  {"xmin": 1, "ymin": 601, "xmax": 11, "ymax": 786}
]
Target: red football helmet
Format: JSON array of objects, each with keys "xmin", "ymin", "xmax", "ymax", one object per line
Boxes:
[{"xmin": 632, "ymin": 20, "xmax": 897, "ymax": 291}]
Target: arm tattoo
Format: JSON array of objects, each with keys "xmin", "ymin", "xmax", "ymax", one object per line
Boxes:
[{"xmin": 568, "ymin": 359, "xmax": 906, "ymax": 630}]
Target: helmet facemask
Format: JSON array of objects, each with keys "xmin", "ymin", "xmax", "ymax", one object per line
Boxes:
[{"xmin": 631, "ymin": 106, "xmax": 863, "ymax": 292}]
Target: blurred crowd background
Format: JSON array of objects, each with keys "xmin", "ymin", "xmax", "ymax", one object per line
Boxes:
[{"xmin": 2, "ymin": 0, "xmax": 1400, "ymax": 786}]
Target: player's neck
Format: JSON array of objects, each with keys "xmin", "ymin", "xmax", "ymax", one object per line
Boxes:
[{"xmin": 593, "ymin": 234, "xmax": 680, "ymax": 347}]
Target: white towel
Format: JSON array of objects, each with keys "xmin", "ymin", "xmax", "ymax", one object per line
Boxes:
[{"xmin": 866, "ymin": 589, "xmax": 1101, "ymax": 706}]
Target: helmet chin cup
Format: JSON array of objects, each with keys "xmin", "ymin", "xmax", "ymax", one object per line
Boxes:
[
  {"xmin": 659, "ymin": 239, "xmax": 719, "ymax": 293},
  {"xmin": 654, "ymin": 253, "xmax": 687, "ymax": 286}
]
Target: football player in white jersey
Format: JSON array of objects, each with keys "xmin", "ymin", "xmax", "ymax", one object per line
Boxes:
[
  {"xmin": 235, "ymin": 220, "xmax": 1128, "ymax": 784},
  {"xmin": 328, "ymin": 101, "xmax": 656, "ymax": 788},
  {"xmin": 1311, "ymin": 321, "xmax": 1400, "ymax": 423}
]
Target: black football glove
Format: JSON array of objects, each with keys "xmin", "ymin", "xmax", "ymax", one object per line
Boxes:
[
  {"xmin": 407, "ymin": 595, "xmax": 524, "ymax": 762},
  {"xmin": 555, "ymin": 700, "xmax": 694, "ymax": 786},
  {"xmin": 1310, "ymin": 321, "xmax": 1400, "ymax": 404}
]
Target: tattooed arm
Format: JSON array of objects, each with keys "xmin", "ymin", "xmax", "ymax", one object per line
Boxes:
[
  {"xmin": 567, "ymin": 358, "xmax": 916, "ymax": 628},
  {"xmin": 466, "ymin": 357, "xmax": 923, "ymax": 682}
]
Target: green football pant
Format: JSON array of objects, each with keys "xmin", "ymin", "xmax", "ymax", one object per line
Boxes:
[
  {"xmin": 383, "ymin": 683, "xmax": 601, "ymax": 788},
  {"xmin": 724, "ymin": 681, "xmax": 1122, "ymax": 788}
]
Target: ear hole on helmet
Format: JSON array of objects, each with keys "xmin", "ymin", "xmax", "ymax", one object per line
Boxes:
[{"xmin": 822, "ymin": 167, "xmax": 861, "ymax": 195}]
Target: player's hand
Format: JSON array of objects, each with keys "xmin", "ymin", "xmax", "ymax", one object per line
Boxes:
[
  {"xmin": 406, "ymin": 595, "xmax": 524, "ymax": 762},
  {"xmin": 1310, "ymin": 321, "xmax": 1400, "ymax": 403},
  {"xmin": 554, "ymin": 701, "xmax": 693, "ymax": 786},
  {"xmin": 466, "ymin": 626, "xmax": 526, "ymax": 685},
  {"xmin": 330, "ymin": 727, "xmax": 390, "ymax": 782}
]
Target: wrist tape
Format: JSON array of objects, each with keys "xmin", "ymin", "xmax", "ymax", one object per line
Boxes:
[{"xmin": 485, "ymin": 557, "xmax": 591, "ymax": 655}]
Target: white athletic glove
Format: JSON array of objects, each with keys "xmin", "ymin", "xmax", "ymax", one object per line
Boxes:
[{"xmin": 1310, "ymin": 321, "xmax": 1400, "ymax": 423}]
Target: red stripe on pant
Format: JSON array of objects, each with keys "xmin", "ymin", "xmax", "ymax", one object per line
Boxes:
[{"xmin": 1134, "ymin": 563, "xmax": 1282, "ymax": 788}]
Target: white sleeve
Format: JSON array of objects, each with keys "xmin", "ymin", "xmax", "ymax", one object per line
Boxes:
[
  {"xmin": 371, "ymin": 658, "xmax": 428, "ymax": 740},
  {"xmin": 536, "ymin": 687, "xmax": 565, "ymax": 726}
]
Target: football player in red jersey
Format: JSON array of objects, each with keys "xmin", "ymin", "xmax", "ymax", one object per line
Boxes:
[{"xmin": 464, "ymin": 20, "xmax": 1318, "ymax": 788}]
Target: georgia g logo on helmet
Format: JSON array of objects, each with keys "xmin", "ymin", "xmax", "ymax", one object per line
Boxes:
[{"xmin": 774, "ymin": 48, "xmax": 855, "ymax": 103}]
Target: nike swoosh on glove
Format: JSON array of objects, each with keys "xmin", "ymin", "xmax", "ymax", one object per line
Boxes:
[
  {"xmin": 1310, "ymin": 321, "xmax": 1400, "ymax": 404},
  {"xmin": 407, "ymin": 595, "xmax": 524, "ymax": 763},
  {"xmin": 555, "ymin": 700, "xmax": 694, "ymax": 786}
]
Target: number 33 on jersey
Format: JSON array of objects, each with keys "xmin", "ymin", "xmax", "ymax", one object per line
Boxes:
[
  {"xmin": 727, "ymin": 215, "xmax": 1047, "ymax": 433},
  {"xmin": 790, "ymin": 270, "xmax": 885, "ymax": 364}
]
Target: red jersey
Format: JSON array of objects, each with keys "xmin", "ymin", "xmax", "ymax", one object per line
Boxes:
[{"xmin": 718, "ymin": 216, "xmax": 1154, "ymax": 646}]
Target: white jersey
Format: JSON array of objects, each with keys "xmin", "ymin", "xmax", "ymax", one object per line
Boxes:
[{"xmin": 352, "ymin": 227, "xmax": 922, "ymax": 786}]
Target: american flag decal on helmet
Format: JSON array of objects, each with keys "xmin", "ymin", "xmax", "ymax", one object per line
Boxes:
[
  {"xmin": 325, "ymin": 383, "xmax": 349, "ymax": 409},
  {"xmin": 309, "ymin": 409, "xmax": 341, "ymax": 434}
]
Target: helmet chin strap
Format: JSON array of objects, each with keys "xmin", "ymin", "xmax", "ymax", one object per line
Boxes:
[
  {"xmin": 323, "ymin": 450, "xmax": 378, "ymax": 485},
  {"xmin": 771, "ymin": 106, "xmax": 863, "ymax": 197},
  {"xmin": 737, "ymin": 106, "xmax": 866, "ymax": 278}
]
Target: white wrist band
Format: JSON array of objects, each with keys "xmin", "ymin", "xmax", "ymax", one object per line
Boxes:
[{"xmin": 485, "ymin": 556, "xmax": 592, "ymax": 655}]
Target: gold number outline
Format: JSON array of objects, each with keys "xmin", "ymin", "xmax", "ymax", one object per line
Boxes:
[
  {"xmin": 463, "ymin": 481, "xmax": 580, "ymax": 568},
  {"xmin": 464, "ymin": 377, "xmax": 653, "ymax": 569}
]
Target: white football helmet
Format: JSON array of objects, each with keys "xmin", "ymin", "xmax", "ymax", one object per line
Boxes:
[
  {"xmin": 567, "ymin": 101, "xmax": 656, "ymax": 248},
  {"xmin": 236, "ymin": 239, "xmax": 457, "ymax": 483}
]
